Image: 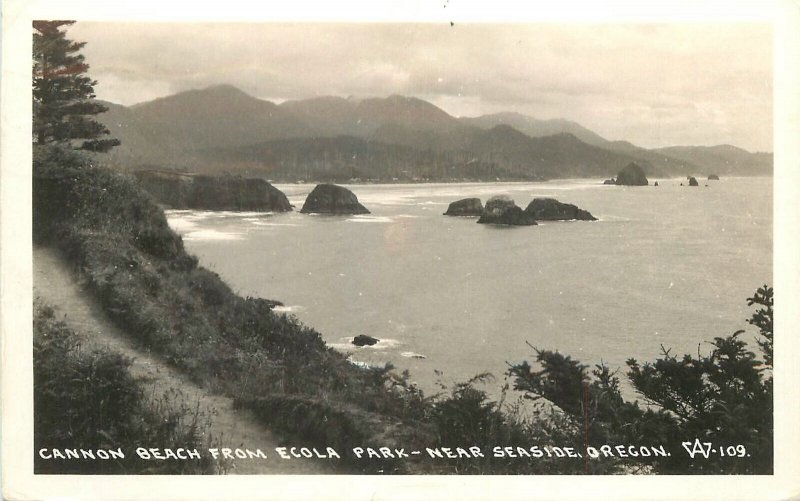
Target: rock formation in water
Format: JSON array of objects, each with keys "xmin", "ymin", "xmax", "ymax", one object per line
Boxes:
[
  {"xmin": 300, "ymin": 184, "xmax": 370, "ymax": 214},
  {"xmin": 444, "ymin": 198, "xmax": 484, "ymax": 216},
  {"xmin": 524, "ymin": 198, "xmax": 597, "ymax": 221},
  {"xmin": 477, "ymin": 195, "xmax": 537, "ymax": 226},
  {"xmin": 654, "ymin": 181, "xmax": 659, "ymax": 186},
  {"xmin": 603, "ymin": 178, "xmax": 616, "ymax": 185},
  {"xmin": 352, "ymin": 335, "xmax": 379, "ymax": 346},
  {"xmin": 614, "ymin": 163, "xmax": 649, "ymax": 186},
  {"xmin": 134, "ymin": 170, "xmax": 292, "ymax": 211},
  {"xmin": 688, "ymin": 176, "xmax": 699, "ymax": 187},
  {"xmin": 484, "ymin": 195, "xmax": 516, "ymax": 214},
  {"xmin": 708, "ymin": 174, "xmax": 720, "ymax": 180}
]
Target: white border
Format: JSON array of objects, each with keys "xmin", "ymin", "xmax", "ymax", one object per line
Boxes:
[{"xmin": 2, "ymin": 1, "xmax": 799, "ymax": 499}]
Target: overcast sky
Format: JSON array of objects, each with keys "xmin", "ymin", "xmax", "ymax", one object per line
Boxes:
[{"xmin": 69, "ymin": 22, "xmax": 772, "ymax": 151}]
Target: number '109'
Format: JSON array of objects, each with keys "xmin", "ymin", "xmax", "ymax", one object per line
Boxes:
[{"xmin": 720, "ymin": 445, "xmax": 748, "ymax": 457}]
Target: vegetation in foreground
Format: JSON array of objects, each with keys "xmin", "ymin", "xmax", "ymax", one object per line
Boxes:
[
  {"xmin": 33, "ymin": 300, "xmax": 214, "ymax": 474},
  {"xmin": 509, "ymin": 285, "xmax": 773, "ymax": 474}
]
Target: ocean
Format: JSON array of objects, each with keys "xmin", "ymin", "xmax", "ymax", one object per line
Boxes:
[{"xmin": 166, "ymin": 177, "xmax": 772, "ymax": 398}]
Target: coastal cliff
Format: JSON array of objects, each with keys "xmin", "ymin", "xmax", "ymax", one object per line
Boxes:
[{"xmin": 134, "ymin": 170, "xmax": 292, "ymax": 211}]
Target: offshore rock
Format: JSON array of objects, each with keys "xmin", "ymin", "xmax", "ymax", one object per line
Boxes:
[
  {"xmin": 614, "ymin": 163, "xmax": 649, "ymax": 186},
  {"xmin": 300, "ymin": 184, "xmax": 370, "ymax": 214},
  {"xmin": 477, "ymin": 197, "xmax": 537, "ymax": 226},
  {"xmin": 352, "ymin": 335, "xmax": 379, "ymax": 346},
  {"xmin": 444, "ymin": 198, "xmax": 484, "ymax": 216},
  {"xmin": 708, "ymin": 174, "xmax": 720, "ymax": 180},
  {"xmin": 688, "ymin": 176, "xmax": 699, "ymax": 187},
  {"xmin": 524, "ymin": 198, "xmax": 597, "ymax": 221},
  {"xmin": 483, "ymin": 195, "xmax": 516, "ymax": 215},
  {"xmin": 134, "ymin": 170, "xmax": 292, "ymax": 211}
]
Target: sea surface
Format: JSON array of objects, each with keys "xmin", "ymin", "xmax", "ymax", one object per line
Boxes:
[{"xmin": 166, "ymin": 178, "xmax": 772, "ymax": 398}]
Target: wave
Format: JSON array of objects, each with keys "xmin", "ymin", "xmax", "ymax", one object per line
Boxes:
[
  {"xmin": 346, "ymin": 359, "xmax": 382, "ymax": 369},
  {"xmin": 250, "ymin": 221, "xmax": 299, "ymax": 227},
  {"xmin": 401, "ymin": 351, "xmax": 427, "ymax": 359},
  {"xmin": 165, "ymin": 217, "xmax": 199, "ymax": 233},
  {"xmin": 329, "ymin": 337, "xmax": 401, "ymax": 351},
  {"xmin": 272, "ymin": 305, "xmax": 304, "ymax": 314},
  {"xmin": 345, "ymin": 216, "xmax": 394, "ymax": 223},
  {"xmin": 183, "ymin": 229, "xmax": 244, "ymax": 241}
]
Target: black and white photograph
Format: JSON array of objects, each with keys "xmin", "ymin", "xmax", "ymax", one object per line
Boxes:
[{"xmin": 3, "ymin": 0, "xmax": 800, "ymax": 499}]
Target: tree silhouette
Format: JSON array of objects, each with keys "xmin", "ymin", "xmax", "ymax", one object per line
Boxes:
[{"xmin": 32, "ymin": 21, "xmax": 119, "ymax": 152}]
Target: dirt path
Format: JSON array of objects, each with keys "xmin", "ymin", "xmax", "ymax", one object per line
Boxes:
[{"xmin": 33, "ymin": 245, "xmax": 332, "ymax": 474}]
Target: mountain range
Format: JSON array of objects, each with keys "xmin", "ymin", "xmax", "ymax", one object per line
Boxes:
[{"xmin": 96, "ymin": 84, "xmax": 772, "ymax": 182}]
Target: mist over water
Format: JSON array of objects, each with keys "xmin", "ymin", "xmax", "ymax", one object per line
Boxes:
[{"xmin": 167, "ymin": 178, "xmax": 772, "ymax": 397}]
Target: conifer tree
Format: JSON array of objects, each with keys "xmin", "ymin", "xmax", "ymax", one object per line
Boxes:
[{"xmin": 32, "ymin": 21, "xmax": 119, "ymax": 152}]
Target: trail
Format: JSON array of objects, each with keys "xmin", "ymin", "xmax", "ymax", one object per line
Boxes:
[{"xmin": 33, "ymin": 245, "xmax": 332, "ymax": 475}]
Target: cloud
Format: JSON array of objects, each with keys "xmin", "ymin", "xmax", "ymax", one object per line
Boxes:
[{"xmin": 69, "ymin": 22, "xmax": 772, "ymax": 151}]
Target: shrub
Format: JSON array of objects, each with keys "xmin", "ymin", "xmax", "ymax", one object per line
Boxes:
[
  {"xmin": 508, "ymin": 286, "xmax": 774, "ymax": 474},
  {"xmin": 33, "ymin": 300, "xmax": 214, "ymax": 474}
]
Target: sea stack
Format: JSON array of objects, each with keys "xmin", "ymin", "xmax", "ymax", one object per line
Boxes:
[
  {"xmin": 444, "ymin": 198, "xmax": 484, "ymax": 216},
  {"xmin": 614, "ymin": 163, "xmax": 649, "ymax": 186},
  {"xmin": 134, "ymin": 170, "xmax": 293, "ymax": 212},
  {"xmin": 300, "ymin": 184, "xmax": 370, "ymax": 215},
  {"xmin": 477, "ymin": 195, "xmax": 537, "ymax": 226},
  {"xmin": 688, "ymin": 176, "xmax": 699, "ymax": 187},
  {"xmin": 708, "ymin": 174, "xmax": 720, "ymax": 180},
  {"xmin": 352, "ymin": 335, "xmax": 379, "ymax": 346},
  {"xmin": 524, "ymin": 198, "xmax": 597, "ymax": 221}
]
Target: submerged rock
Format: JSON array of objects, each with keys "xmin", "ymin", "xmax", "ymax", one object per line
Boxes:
[
  {"xmin": 708, "ymin": 174, "xmax": 720, "ymax": 180},
  {"xmin": 603, "ymin": 178, "xmax": 616, "ymax": 185},
  {"xmin": 444, "ymin": 198, "xmax": 484, "ymax": 216},
  {"xmin": 688, "ymin": 176, "xmax": 699, "ymax": 187},
  {"xmin": 478, "ymin": 197, "xmax": 537, "ymax": 226},
  {"xmin": 614, "ymin": 163, "xmax": 649, "ymax": 186},
  {"xmin": 134, "ymin": 170, "xmax": 292, "ymax": 212},
  {"xmin": 352, "ymin": 334, "xmax": 379, "ymax": 346},
  {"xmin": 524, "ymin": 198, "xmax": 597, "ymax": 221},
  {"xmin": 300, "ymin": 184, "xmax": 370, "ymax": 215}
]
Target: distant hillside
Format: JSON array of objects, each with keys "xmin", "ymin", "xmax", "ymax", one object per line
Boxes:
[
  {"xmin": 652, "ymin": 144, "xmax": 773, "ymax": 177},
  {"xmin": 460, "ymin": 112, "xmax": 701, "ymax": 174},
  {"xmin": 280, "ymin": 94, "xmax": 462, "ymax": 137},
  {"xmin": 463, "ymin": 125, "xmax": 658, "ymax": 179},
  {"xmin": 280, "ymin": 96, "xmax": 361, "ymax": 136},
  {"xmin": 129, "ymin": 84, "xmax": 311, "ymax": 147},
  {"xmin": 200, "ymin": 135, "xmax": 525, "ymax": 182},
  {"xmin": 94, "ymin": 84, "xmax": 771, "ymax": 180},
  {"xmin": 460, "ymin": 112, "xmax": 609, "ymax": 147},
  {"xmin": 98, "ymin": 85, "xmax": 311, "ymax": 168},
  {"xmin": 199, "ymin": 124, "xmax": 654, "ymax": 182}
]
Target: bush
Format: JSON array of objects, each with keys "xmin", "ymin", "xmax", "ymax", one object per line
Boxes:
[
  {"xmin": 508, "ymin": 286, "xmax": 774, "ymax": 474},
  {"xmin": 33, "ymin": 300, "xmax": 214, "ymax": 474}
]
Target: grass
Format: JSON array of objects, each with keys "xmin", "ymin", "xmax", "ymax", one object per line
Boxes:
[{"xmin": 33, "ymin": 299, "xmax": 215, "ymax": 474}]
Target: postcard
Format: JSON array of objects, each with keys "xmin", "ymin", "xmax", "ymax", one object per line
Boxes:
[{"xmin": 3, "ymin": 0, "xmax": 799, "ymax": 499}]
